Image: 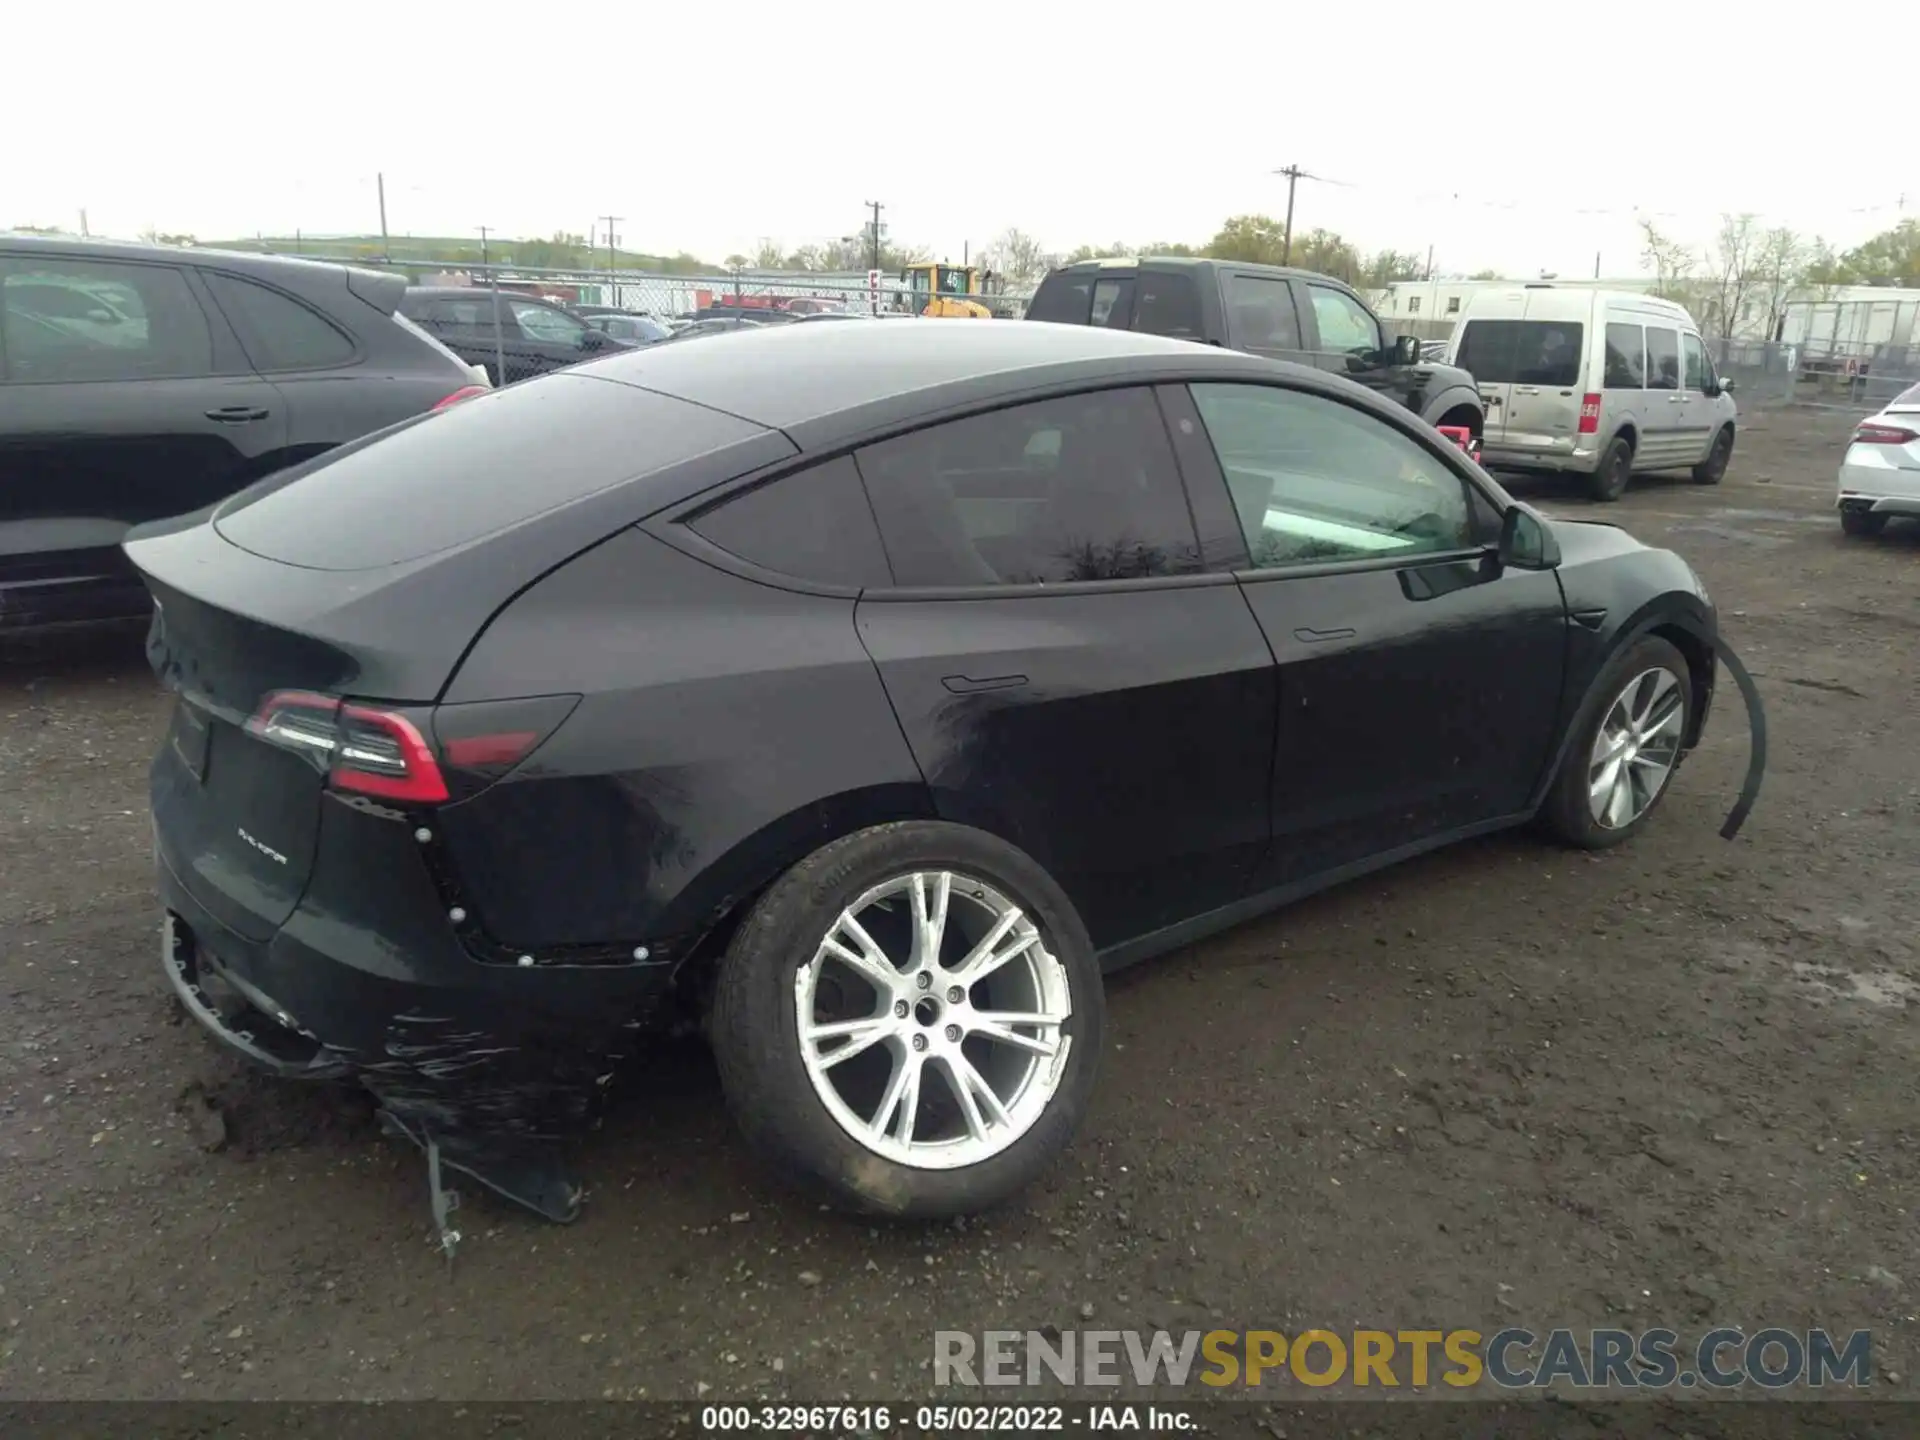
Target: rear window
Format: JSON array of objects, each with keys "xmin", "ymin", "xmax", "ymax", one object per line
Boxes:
[
  {"xmin": 213, "ymin": 376, "xmax": 767, "ymax": 570},
  {"xmin": 1891, "ymin": 381, "xmax": 1920, "ymax": 409},
  {"xmin": 1455, "ymin": 319, "xmax": 1584, "ymax": 388},
  {"xmin": 1027, "ymin": 272, "xmax": 1095, "ymax": 325}
]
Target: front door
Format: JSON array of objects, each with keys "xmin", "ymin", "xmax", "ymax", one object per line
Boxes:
[
  {"xmin": 851, "ymin": 385, "xmax": 1276, "ymax": 952},
  {"xmin": 1677, "ymin": 331, "xmax": 1716, "ymax": 464},
  {"xmin": 1183, "ymin": 379, "xmax": 1567, "ymax": 884},
  {"xmin": 0, "ymin": 252, "xmax": 286, "ymax": 583}
]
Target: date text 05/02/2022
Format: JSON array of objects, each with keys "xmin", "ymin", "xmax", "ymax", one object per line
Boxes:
[{"xmin": 698, "ymin": 1403, "xmax": 1193, "ymax": 1432}]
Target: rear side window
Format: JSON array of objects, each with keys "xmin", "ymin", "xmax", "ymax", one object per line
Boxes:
[
  {"xmin": 206, "ymin": 273, "xmax": 356, "ymax": 371},
  {"xmin": 1133, "ymin": 271, "xmax": 1203, "ymax": 339},
  {"xmin": 685, "ymin": 455, "xmax": 891, "ymax": 588},
  {"xmin": 1604, "ymin": 323, "xmax": 1645, "ymax": 389},
  {"xmin": 214, "ymin": 377, "xmax": 768, "ymax": 570},
  {"xmin": 1221, "ymin": 273, "xmax": 1302, "ymax": 352},
  {"xmin": 0, "ymin": 256, "xmax": 213, "ymax": 383},
  {"xmin": 1454, "ymin": 319, "xmax": 1583, "ymax": 387},
  {"xmin": 1026, "ymin": 273, "xmax": 1094, "ymax": 325},
  {"xmin": 1645, "ymin": 327, "xmax": 1680, "ymax": 390},
  {"xmin": 856, "ymin": 387, "xmax": 1201, "ymax": 587}
]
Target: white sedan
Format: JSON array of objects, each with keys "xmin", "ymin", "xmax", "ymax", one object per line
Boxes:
[{"xmin": 1838, "ymin": 380, "xmax": 1920, "ymax": 537}]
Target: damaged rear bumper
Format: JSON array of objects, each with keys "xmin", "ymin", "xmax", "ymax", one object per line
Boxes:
[{"xmin": 154, "ymin": 844, "xmax": 676, "ymax": 1221}]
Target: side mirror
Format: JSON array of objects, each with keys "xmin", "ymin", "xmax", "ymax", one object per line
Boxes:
[
  {"xmin": 1718, "ymin": 377, "xmax": 1737, "ymax": 396},
  {"xmin": 1391, "ymin": 334, "xmax": 1422, "ymax": 366},
  {"xmin": 1497, "ymin": 503, "xmax": 1561, "ymax": 571},
  {"xmin": 579, "ymin": 329, "xmax": 607, "ymax": 351}
]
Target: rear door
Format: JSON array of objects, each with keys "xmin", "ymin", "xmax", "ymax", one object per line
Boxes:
[
  {"xmin": 0, "ymin": 250, "xmax": 286, "ymax": 579},
  {"xmin": 1451, "ymin": 293, "xmax": 1529, "ymax": 444},
  {"xmin": 851, "ymin": 385, "xmax": 1276, "ymax": 952},
  {"xmin": 1504, "ymin": 298, "xmax": 1586, "ymax": 450},
  {"xmin": 1218, "ymin": 270, "xmax": 1312, "ymax": 366}
]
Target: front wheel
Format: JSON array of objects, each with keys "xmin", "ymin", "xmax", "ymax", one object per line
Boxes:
[
  {"xmin": 1541, "ymin": 636, "xmax": 1693, "ymax": 849},
  {"xmin": 710, "ymin": 821, "xmax": 1104, "ymax": 1218},
  {"xmin": 1692, "ymin": 427, "xmax": 1734, "ymax": 484}
]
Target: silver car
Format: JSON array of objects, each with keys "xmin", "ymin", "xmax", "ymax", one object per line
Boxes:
[{"xmin": 1836, "ymin": 380, "xmax": 1920, "ymax": 537}]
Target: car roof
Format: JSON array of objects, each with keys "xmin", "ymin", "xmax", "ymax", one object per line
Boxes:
[
  {"xmin": 1045, "ymin": 254, "xmax": 1337, "ymax": 286},
  {"xmin": 580, "ymin": 314, "xmax": 1301, "ymax": 448},
  {"xmin": 0, "ymin": 231, "xmax": 385, "ymax": 286}
]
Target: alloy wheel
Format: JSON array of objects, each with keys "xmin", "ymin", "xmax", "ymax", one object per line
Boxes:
[
  {"xmin": 1588, "ymin": 667, "xmax": 1686, "ymax": 829},
  {"xmin": 794, "ymin": 870, "xmax": 1073, "ymax": 1169}
]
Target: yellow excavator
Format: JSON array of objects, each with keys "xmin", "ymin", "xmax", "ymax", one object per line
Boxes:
[{"xmin": 900, "ymin": 261, "xmax": 993, "ymax": 318}]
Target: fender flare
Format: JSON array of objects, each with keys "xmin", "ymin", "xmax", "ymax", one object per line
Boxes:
[
  {"xmin": 1421, "ymin": 385, "xmax": 1485, "ymax": 429},
  {"xmin": 1526, "ymin": 601, "xmax": 1765, "ymax": 841}
]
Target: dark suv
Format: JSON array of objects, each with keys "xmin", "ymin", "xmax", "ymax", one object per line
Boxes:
[
  {"xmin": 0, "ymin": 235, "xmax": 485, "ymax": 630},
  {"xmin": 1028, "ymin": 257, "xmax": 1483, "ymax": 439},
  {"xmin": 398, "ymin": 286, "xmax": 635, "ymax": 385}
]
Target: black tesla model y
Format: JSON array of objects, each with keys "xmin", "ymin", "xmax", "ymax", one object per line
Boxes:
[{"xmin": 129, "ymin": 319, "xmax": 1755, "ymax": 1227}]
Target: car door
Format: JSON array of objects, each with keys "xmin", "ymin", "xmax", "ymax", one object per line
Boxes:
[
  {"xmin": 1601, "ymin": 319, "xmax": 1651, "ymax": 456},
  {"xmin": 1179, "ymin": 379, "xmax": 1567, "ymax": 885},
  {"xmin": 506, "ymin": 297, "xmax": 602, "ymax": 379},
  {"xmin": 1677, "ymin": 331, "xmax": 1715, "ymax": 463},
  {"xmin": 1641, "ymin": 324, "xmax": 1686, "ymax": 465},
  {"xmin": 1217, "ymin": 270, "xmax": 1313, "ymax": 367},
  {"xmin": 0, "ymin": 251, "xmax": 286, "ymax": 570},
  {"xmin": 850, "ymin": 385, "xmax": 1277, "ymax": 954}
]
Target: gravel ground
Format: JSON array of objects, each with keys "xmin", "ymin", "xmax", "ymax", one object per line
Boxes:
[{"xmin": 0, "ymin": 405, "xmax": 1914, "ymax": 1417}]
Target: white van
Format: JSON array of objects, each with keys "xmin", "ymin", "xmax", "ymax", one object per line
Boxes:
[{"xmin": 1445, "ymin": 286, "xmax": 1738, "ymax": 501}]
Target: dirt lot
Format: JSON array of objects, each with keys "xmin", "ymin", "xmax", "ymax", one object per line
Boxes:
[{"xmin": 1, "ymin": 405, "xmax": 1914, "ymax": 1416}]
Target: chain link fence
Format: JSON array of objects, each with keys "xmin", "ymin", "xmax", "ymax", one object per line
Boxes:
[{"xmin": 1708, "ymin": 336, "xmax": 1920, "ymax": 411}]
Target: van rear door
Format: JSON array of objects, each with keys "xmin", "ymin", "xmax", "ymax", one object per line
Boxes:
[
  {"xmin": 1451, "ymin": 290, "xmax": 1528, "ymax": 444},
  {"xmin": 1504, "ymin": 293, "xmax": 1587, "ymax": 451}
]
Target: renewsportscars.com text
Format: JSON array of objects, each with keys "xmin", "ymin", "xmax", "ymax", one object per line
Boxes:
[{"xmin": 934, "ymin": 1327, "xmax": 1873, "ymax": 1390}]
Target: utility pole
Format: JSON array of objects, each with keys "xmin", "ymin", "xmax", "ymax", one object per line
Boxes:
[
  {"xmin": 79, "ymin": 208, "xmax": 89, "ymax": 238},
  {"xmin": 377, "ymin": 173, "xmax": 390, "ymax": 262},
  {"xmin": 1594, "ymin": 250, "xmax": 1602, "ymax": 279},
  {"xmin": 1425, "ymin": 244, "xmax": 1434, "ymax": 281},
  {"xmin": 478, "ymin": 225, "xmax": 491, "ymax": 269},
  {"xmin": 1274, "ymin": 165, "xmax": 1304, "ymax": 265},
  {"xmin": 599, "ymin": 215, "xmax": 623, "ymax": 306},
  {"xmin": 864, "ymin": 200, "xmax": 884, "ymax": 270}
]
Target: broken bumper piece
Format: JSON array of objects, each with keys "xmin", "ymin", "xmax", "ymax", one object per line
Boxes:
[{"xmin": 156, "ymin": 851, "xmax": 673, "ymax": 1231}]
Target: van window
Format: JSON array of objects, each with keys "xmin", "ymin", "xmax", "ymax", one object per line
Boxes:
[
  {"xmin": 1645, "ymin": 328, "xmax": 1680, "ymax": 390},
  {"xmin": 1603, "ymin": 323, "xmax": 1645, "ymax": 389},
  {"xmin": 1682, "ymin": 333, "xmax": 1707, "ymax": 392},
  {"xmin": 1454, "ymin": 319, "xmax": 1583, "ymax": 388}
]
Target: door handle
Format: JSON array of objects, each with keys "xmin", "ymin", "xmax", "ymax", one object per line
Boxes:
[
  {"xmin": 1514, "ymin": 386, "xmax": 1540, "ymax": 395},
  {"xmin": 205, "ymin": 406, "xmax": 270, "ymax": 423},
  {"xmin": 1669, "ymin": 395, "xmax": 1688, "ymax": 404},
  {"xmin": 941, "ymin": 673, "xmax": 1028, "ymax": 695},
  {"xmin": 1292, "ymin": 626, "xmax": 1356, "ymax": 644}
]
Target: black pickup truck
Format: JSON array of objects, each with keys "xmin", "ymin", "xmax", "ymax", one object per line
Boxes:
[{"xmin": 1027, "ymin": 257, "xmax": 1483, "ymax": 439}]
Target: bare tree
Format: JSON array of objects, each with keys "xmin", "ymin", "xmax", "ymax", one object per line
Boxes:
[
  {"xmin": 1638, "ymin": 219, "xmax": 1700, "ymax": 304},
  {"xmin": 984, "ymin": 227, "xmax": 1047, "ymax": 288},
  {"xmin": 1702, "ymin": 213, "xmax": 1763, "ymax": 338},
  {"xmin": 1754, "ymin": 226, "xmax": 1809, "ymax": 342}
]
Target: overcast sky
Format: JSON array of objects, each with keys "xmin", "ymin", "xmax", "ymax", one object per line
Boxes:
[{"xmin": 11, "ymin": 2, "xmax": 1910, "ymax": 276}]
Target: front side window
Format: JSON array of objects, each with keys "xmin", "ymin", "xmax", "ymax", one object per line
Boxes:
[
  {"xmin": 1190, "ymin": 383, "xmax": 1483, "ymax": 569},
  {"xmin": 685, "ymin": 455, "xmax": 892, "ymax": 588},
  {"xmin": 1306, "ymin": 285, "xmax": 1382, "ymax": 356},
  {"xmin": 1603, "ymin": 323, "xmax": 1645, "ymax": 389},
  {"xmin": 856, "ymin": 388, "xmax": 1201, "ymax": 587},
  {"xmin": 1221, "ymin": 273, "xmax": 1301, "ymax": 352},
  {"xmin": 1, "ymin": 257, "xmax": 213, "ymax": 383},
  {"xmin": 1682, "ymin": 332, "xmax": 1708, "ymax": 392},
  {"xmin": 1645, "ymin": 327, "xmax": 1680, "ymax": 390},
  {"xmin": 510, "ymin": 299, "xmax": 588, "ymax": 344}
]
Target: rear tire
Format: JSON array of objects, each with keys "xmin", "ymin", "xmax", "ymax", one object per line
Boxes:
[
  {"xmin": 1541, "ymin": 635, "xmax": 1693, "ymax": 850},
  {"xmin": 1587, "ymin": 436, "xmax": 1634, "ymax": 502},
  {"xmin": 1841, "ymin": 510, "xmax": 1887, "ymax": 537},
  {"xmin": 709, "ymin": 821, "xmax": 1104, "ymax": 1218},
  {"xmin": 1691, "ymin": 427, "xmax": 1733, "ymax": 484}
]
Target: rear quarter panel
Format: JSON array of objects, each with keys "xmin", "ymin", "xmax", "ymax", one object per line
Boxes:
[{"xmin": 437, "ymin": 528, "xmax": 929, "ymax": 953}]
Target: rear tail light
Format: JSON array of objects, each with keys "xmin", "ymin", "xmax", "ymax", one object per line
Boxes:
[
  {"xmin": 247, "ymin": 691, "xmax": 580, "ymax": 807},
  {"xmin": 249, "ymin": 692, "xmax": 448, "ymax": 803},
  {"xmin": 1852, "ymin": 421, "xmax": 1918, "ymax": 445},
  {"xmin": 432, "ymin": 385, "xmax": 490, "ymax": 412},
  {"xmin": 1578, "ymin": 394, "xmax": 1602, "ymax": 434}
]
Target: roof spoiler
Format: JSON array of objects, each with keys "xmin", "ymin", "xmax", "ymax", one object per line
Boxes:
[{"xmin": 345, "ymin": 266, "xmax": 407, "ymax": 315}]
